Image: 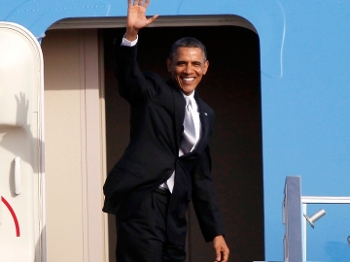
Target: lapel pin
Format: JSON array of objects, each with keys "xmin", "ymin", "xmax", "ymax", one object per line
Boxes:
[{"xmin": 204, "ymin": 112, "xmax": 208, "ymax": 116}]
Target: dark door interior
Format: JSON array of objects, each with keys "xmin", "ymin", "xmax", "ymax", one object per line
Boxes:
[{"xmin": 103, "ymin": 25, "xmax": 264, "ymax": 262}]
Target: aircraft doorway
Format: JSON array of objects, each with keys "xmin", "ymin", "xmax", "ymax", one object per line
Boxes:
[{"xmin": 103, "ymin": 25, "xmax": 264, "ymax": 262}]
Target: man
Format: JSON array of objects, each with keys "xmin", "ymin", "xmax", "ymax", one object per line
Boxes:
[{"xmin": 103, "ymin": 0, "xmax": 230, "ymax": 261}]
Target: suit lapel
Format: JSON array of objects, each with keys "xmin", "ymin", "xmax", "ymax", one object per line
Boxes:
[
  {"xmin": 179, "ymin": 95, "xmax": 211, "ymax": 160},
  {"xmin": 195, "ymin": 93, "xmax": 211, "ymax": 151},
  {"xmin": 168, "ymin": 79, "xmax": 186, "ymax": 152}
]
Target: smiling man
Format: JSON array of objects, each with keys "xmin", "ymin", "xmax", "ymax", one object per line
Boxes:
[
  {"xmin": 102, "ymin": 0, "xmax": 230, "ymax": 261},
  {"xmin": 167, "ymin": 42, "xmax": 209, "ymax": 96}
]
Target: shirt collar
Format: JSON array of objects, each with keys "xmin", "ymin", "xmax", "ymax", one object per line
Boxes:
[{"xmin": 182, "ymin": 90, "xmax": 195, "ymax": 100}]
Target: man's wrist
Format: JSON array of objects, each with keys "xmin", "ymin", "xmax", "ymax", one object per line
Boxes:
[{"xmin": 125, "ymin": 28, "xmax": 138, "ymax": 41}]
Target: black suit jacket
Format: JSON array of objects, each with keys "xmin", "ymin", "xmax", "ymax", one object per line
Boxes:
[{"xmin": 103, "ymin": 42, "xmax": 224, "ymax": 245}]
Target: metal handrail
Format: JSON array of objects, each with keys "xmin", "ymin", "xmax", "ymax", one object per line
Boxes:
[{"xmin": 283, "ymin": 176, "xmax": 303, "ymax": 262}]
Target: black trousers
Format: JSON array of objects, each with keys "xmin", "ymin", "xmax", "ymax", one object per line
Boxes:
[{"xmin": 116, "ymin": 188, "xmax": 186, "ymax": 262}]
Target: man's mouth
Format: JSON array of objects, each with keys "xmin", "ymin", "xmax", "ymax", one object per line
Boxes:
[{"xmin": 182, "ymin": 77, "xmax": 195, "ymax": 83}]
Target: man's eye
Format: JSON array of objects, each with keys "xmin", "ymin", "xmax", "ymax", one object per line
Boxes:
[{"xmin": 191, "ymin": 62, "xmax": 201, "ymax": 67}]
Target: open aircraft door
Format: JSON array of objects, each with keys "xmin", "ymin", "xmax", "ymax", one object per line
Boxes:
[{"xmin": 0, "ymin": 22, "xmax": 45, "ymax": 261}]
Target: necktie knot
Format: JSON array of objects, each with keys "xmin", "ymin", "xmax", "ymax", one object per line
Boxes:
[{"xmin": 185, "ymin": 96, "xmax": 193, "ymax": 110}]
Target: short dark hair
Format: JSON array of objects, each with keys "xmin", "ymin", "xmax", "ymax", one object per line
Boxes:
[{"xmin": 169, "ymin": 37, "xmax": 207, "ymax": 61}]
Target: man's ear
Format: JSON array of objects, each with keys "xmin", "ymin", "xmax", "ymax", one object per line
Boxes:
[
  {"xmin": 166, "ymin": 58, "xmax": 172, "ymax": 72},
  {"xmin": 203, "ymin": 60, "xmax": 209, "ymax": 75}
]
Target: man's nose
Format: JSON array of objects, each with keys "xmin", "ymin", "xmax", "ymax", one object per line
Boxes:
[{"xmin": 184, "ymin": 64, "xmax": 193, "ymax": 73}]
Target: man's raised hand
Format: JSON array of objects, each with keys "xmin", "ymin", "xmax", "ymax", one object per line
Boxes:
[{"xmin": 125, "ymin": 0, "xmax": 158, "ymax": 41}]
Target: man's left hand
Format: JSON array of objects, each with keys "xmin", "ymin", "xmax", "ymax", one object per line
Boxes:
[{"xmin": 213, "ymin": 235, "xmax": 230, "ymax": 262}]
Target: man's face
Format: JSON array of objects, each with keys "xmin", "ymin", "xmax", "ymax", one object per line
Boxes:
[{"xmin": 167, "ymin": 47, "xmax": 209, "ymax": 96}]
